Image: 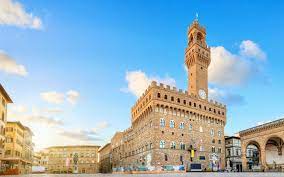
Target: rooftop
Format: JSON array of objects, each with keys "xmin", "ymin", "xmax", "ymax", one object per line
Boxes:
[
  {"xmin": 0, "ymin": 84, "xmax": 13, "ymax": 103},
  {"xmin": 239, "ymin": 118, "xmax": 284, "ymax": 135}
]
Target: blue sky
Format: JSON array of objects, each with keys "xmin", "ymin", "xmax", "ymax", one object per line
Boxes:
[{"xmin": 0, "ymin": 0, "xmax": 284, "ymax": 150}]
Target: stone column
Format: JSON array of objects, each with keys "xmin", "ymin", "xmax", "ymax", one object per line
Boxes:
[
  {"xmin": 260, "ymin": 146, "xmax": 267, "ymax": 171},
  {"xmin": 241, "ymin": 143, "xmax": 247, "ymax": 171}
]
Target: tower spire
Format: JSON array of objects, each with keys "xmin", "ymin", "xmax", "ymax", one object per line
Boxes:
[{"xmin": 195, "ymin": 13, "xmax": 199, "ymax": 22}]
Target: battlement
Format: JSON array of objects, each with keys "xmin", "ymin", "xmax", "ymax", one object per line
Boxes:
[
  {"xmin": 189, "ymin": 20, "xmax": 206, "ymax": 34},
  {"xmin": 132, "ymin": 81, "xmax": 226, "ymax": 112}
]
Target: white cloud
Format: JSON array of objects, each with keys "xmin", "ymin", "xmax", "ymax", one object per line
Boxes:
[
  {"xmin": 58, "ymin": 121, "xmax": 110, "ymax": 142},
  {"xmin": 92, "ymin": 121, "xmax": 110, "ymax": 133},
  {"xmin": 58, "ymin": 129, "xmax": 103, "ymax": 142},
  {"xmin": 40, "ymin": 91, "xmax": 65, "ymax": 104},
  {"xmin": 240, "ymin": 40, "xmax": 266, "ymax": 60},
  {"xmin": 8, "ymin": 104, "xmax": 27, "ymax": 113},
  {"xmin": 0, "ymin": 50, "xmax": 28, "ymax": 76},
  {"xmin": 208, "ymin": 87, "xmax": 245, "ymax": 106},
  {"xmin": 209, "ymin": 40, "xmax": 266, "ymax": 86},
  {"xmin": 40, "ymin": 90, "xmax": 80, "ymax": 105},
  {"xmin": 123, "ymin": 70, "xmax": 176, "ymax": 97},
  {"xmin": 209, "ymin": 46, "xmax": 252, "ymax": 86},
  {"xmin": 23, "ymin": 115, "xmax": 64, "ymax": 126},
  {"xmin": 66, "ymin": 90, "xmax": 80, "ymax": 105},
  {"xmin": 0, "ymin": 0, "xmax": 42, "ymax": 29},
  {"xmin": 8, "ymin": 106, "xmax": 64, "ymax": 127}
]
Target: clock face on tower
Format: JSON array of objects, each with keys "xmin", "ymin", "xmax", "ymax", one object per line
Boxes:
[{"xmin": 198, "ymin": 89, "xmax": 207, "ymax": 99}]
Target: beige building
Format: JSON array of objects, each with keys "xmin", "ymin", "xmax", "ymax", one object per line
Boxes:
[
  {"xmin": 239, "ymin": 118, "xmax": 284, "ymax": 172},
  {"xmin": 110, "ymin": 19, "xmax": 227, "ymax": 172},
  {"xmin": 98, "ymin": 143, "xmax": 112, "ymax": 173},
  {"xmin": 46, "ymin": 145, "xmax": 100, "ymax": 174},
  {"xmin": 0, "ymin": 85, "xmax": 13, "ymax": 171},
  {"xmin": 3, "ymin": 121, "xmax": 34, "ymax": 174}
]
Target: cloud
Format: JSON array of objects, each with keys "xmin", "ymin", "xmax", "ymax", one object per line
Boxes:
[
  {"xmin": 23, "ymin": 115, "xmax": 64, "ymax": 126},
  {"xmin": 92, "ymin": 121, "xmax": 110, "ymax": 133},
  {"xmin": 40, "ymin": 91, "xmax": 65, "ymax": 104},
  {"xmin": 58, "ymin": 130, "xmax": 102, "ymax": 141},
  {"xmin": 209, "ymin": 87, "xmax": 245, "ymax": 106},
  {"xmin": 240, "ymin": 40, "xmax": 266, "ymax": 60},
  {"xmin": 0, "ymin": 0, "xmax": 42, "ymax": 29},
  {"xmin": 123, "ymin": 70, "xmax": 176, "ymax": 97},
  {"xmin": 209, "ymin": 40, "xmax": 266, "ymax": 86},
  {"xmin": 40, "ymin": 90, "xmax": 80, "ymax": 105},
  {"xmin": 58, "ymin": 120, "xmax": 110, "ymax": 142},
  {"xmin": 0, "ymin": 50, "xmax": 28, "ymax": 76},
  {"xmin": 9, "ymin": 104, "xmax": 27, "ymax": 113},
  {"xmin": 66, "ymin": 90, "xmax": 80, "ymax": 105},
  {"xmin": 8, "ymin": 104, "xmax": 64, "ymax": 127},
  {"xmin": 209, "ymin": 46, "xmax": 252, "ymax": 86},
  {"xmin": 42, "ymin": 108, "xmax": 64, "ymax": 114}
]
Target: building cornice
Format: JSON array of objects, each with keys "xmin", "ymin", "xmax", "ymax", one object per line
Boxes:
[{"xmin": 239, "ymin": 118, "xmax": 284, "ymax": 136}]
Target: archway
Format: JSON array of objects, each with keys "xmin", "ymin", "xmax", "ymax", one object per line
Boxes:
[
  {"xmin": 246, "ymin": 141, "xmax": 261, "ymax": 171},
  {"xmin": 265, "ymin": 136, "xmax": 284, "ymax": 170}
]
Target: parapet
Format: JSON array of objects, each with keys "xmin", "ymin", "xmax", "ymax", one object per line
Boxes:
[{"xmin": 132, "ymin": 80, "xmax": 226, "ymax": 110}]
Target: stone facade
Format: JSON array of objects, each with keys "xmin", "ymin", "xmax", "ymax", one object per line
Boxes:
[
  {"xmin": 46, "ymin": 145, "xmax": 100, "ymax": 174},
  {"xmin": 98, "ymin": 143, "xmax": 112, "ymax": 173},
  {"xmin": 2, "ymin": 121, "xmax": 34, "ymax": 174},
  {"xmin": 239, "ymin": 118, "xmax": 284, "ymax": 171},
  {"xmin": 0, "ymin": 84, "xmax": 13, "ymax": 172},
  {"xmin": 110, "ymin": 19, "xmax": 227, "ymax": 172},
  {"xmin": 225, "ymin": 136, "xmax": 242, "ymax": 172}
]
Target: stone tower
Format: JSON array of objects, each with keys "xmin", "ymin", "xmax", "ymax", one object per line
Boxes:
[{"xmin": 185, "ymin": 18, "xmax": 211, "ymax": 100}]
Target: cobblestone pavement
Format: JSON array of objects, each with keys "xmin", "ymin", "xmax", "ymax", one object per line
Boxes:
[{"xmin": 6, "ymin": 173, "xmax": 284, "ymax": 177}]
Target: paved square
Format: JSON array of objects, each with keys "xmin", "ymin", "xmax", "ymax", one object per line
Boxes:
[{"xmin": 6, "ymin": 173, "xmax": 284, "ymax": 177}]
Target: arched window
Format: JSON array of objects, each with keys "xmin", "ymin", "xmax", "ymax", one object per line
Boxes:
[
  {"xmin": 180, "ymin": 142, "xmax": 185, "ymax": 150},
  {"xmin": 189, "ymin": 124, "xmax": 193, "ymax": 131},
  {"xmin": 157, "ymin": 93, "xmax": 161, "ymax": 98},
  {"xmin": 197, "ymin": 32, "xmax": 203, "ymax": 42},
  {"xmin": 165, "ymin": 154, "xmax": 168, "ymax": 161},
  {"xmin": 160, "ymin": 140, "xmax": 165, "ymax": 149},
  {"xmin": 212, "ymin": 146, "xmax": 216, "ymax": 153},
  {"xmin": 164, "ymin": 95, "xmax": 167, "ymax": 99},
  {"xmin": 210, "ymin": 129, "xmax": 214, "ymax": 136},
  {"xmin": 160, "ymin": 118, "xmax": 165, "ymax": 127},
  {"xmin": 177, "ymin": 98, "xmax": 180, "ymax": 103},
  {"xmin": 218, "ymin": 130, "xmax": 222, "ymax": 137},
  {"xmin": 171, "ymin": 142, "xmax": 176, "ymax": 149},
  {"xmin": 171, "ymin": 96, "xmax": 174, "ymax": 101},
  {"xmin": 179, "ymin": 122, "xmax": 185, "ymax": 129},
  {"xmin": 170, "ymin": 120, "xmax": 175, "ymax": 128}
]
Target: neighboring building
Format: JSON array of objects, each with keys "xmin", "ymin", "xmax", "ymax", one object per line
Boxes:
[
  {"xmin": 38, "ymin": 150, "xmax": 49, "ymax": 169},
  {"xmin": 46, "ymin": 145, "xmax": 100, "ymax": 174},
  {"xmin": 32, "ymin": 152, "xmax": 46, "ymax": 173},
  {"xmin": 225, "ymin": 136, "xmax": 242, "ymax": 172},
  {"xmin": 0, "ymin": 84, "xmax": 13, "ymax": 171},
  {"xmin": 98, "ymin": 143, "xmax": 112, "ymax": 173},
  {"xmin": 240, "ymin": 118, "xmax": 284, "ymax": 172},
  {"xmin": 3, "ymin": 121, "xmax": 34, "ymax": 174},
  {"xmin": 110, "ymin": 18, "xmax": 227, "ymax": 172},
  {"xmin": 111, "ymin": 132, "xmax": 124, "ymax": 170}
]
